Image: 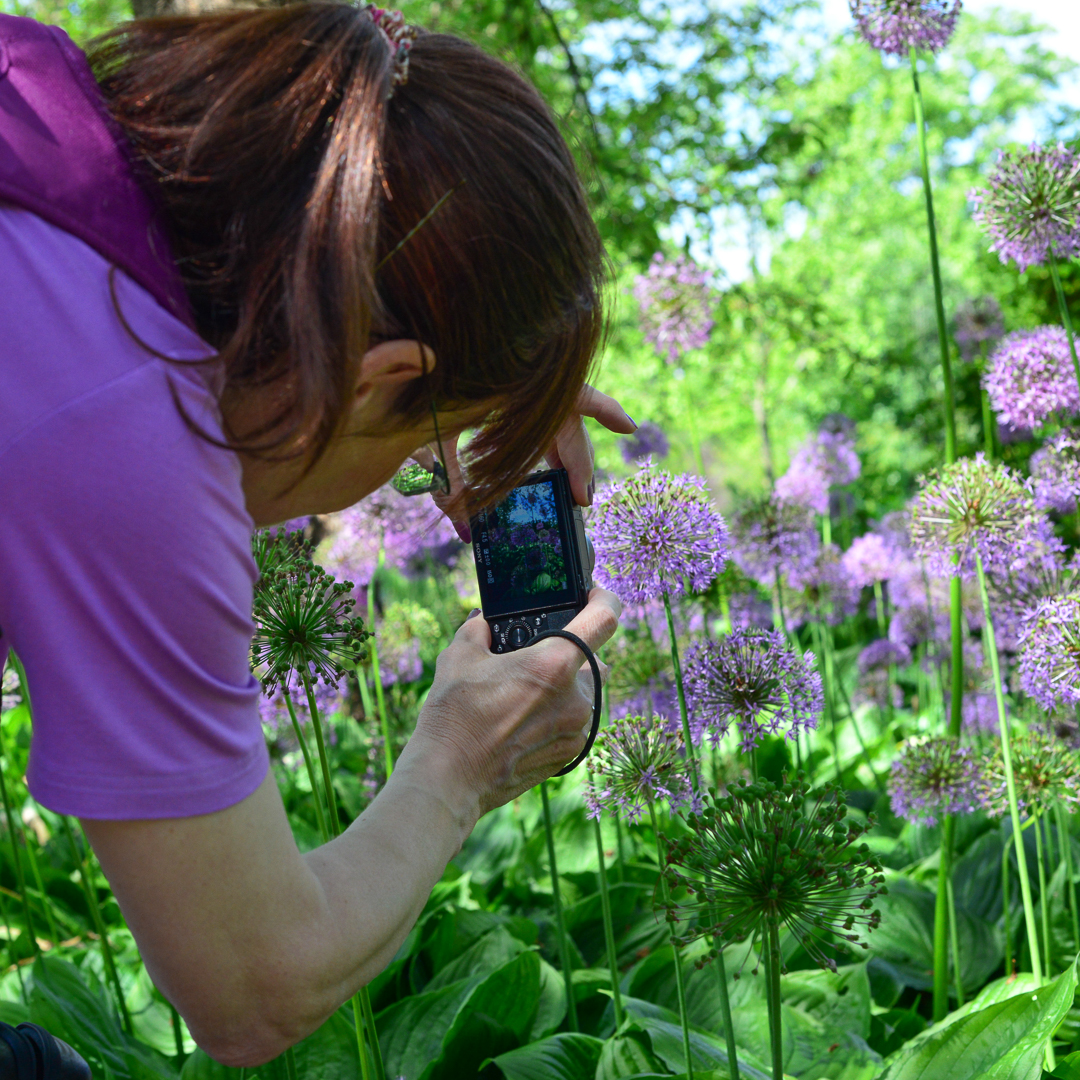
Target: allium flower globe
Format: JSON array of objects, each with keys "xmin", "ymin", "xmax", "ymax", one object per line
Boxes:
[
  {"xmin": 684, "ymin": 629, "xmax": 824, "ymax": 751},
  {"xmin": 662, "ymin": 778, "xmax": 886, "ymax": 972},
  {"xmin": 908, "ymin": 455, "xmax": 1041, "ymax": 578},
  {"xmin": 979, "ymin": 728, "xmax": 1080, "ymax": 817},
  {"xmin": 584, "ymin": 715, "xmax": 696, "ymax": 823},
  {"xmin": 984, "ymin": 327, "xmax": 1080, "ymax": 431},
  {"xmin": 1017, "ymin": 593, "xmax": 1080, "ymax": 714},
  {"xmin": 970, "ymin": 143, "xmax": 1080, "ymax": 272},
  {"xmin": 731, "ymin": 494, "xmax": 820, "ymax": 585},
  {"xmin": 620, "ymin": 420, "xmax": 670, "ymax": 464},
  {"xmin": 785, "ymin": 544, "xmax": 861, "ymax": 626},
  {"xmin": 889, "ymin": 737, "xmax": 983, "ymax": 827},
  {"xmin": 633, "ymin": 253, "xmax": 714, "ymax": 364},
  {"xmin": 843, "ymin": 532, "xmax": 903, "ymax": 588},
  {"xmin": 591, "ymin": 463, "xmax": 729, "ymax": 606},
  {"xmin": 955, "ymin": 295, "xmax": 1005, "ymax": 359},
  {"xmin": 775, "ymin": 454, "xmax": 829, "ymax": 515},
  {"xmin": 858, "ymin": 638, "xmax": 912, "ymax": 674},
  {"xmin": 849, "ymin": 0, "xmax": 961, "ymax": 56},
  {"xmin": 1030, "ymin": 429, "xmax": 1080, "ymax": 513}
]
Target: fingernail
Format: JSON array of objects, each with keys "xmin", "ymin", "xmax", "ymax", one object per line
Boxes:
[
  {"xmin": 467, "ymin": 607, "xmax": 482, "ymax": 620},
  {"xmin": 625, "ymin": 412, "xmax": 638, "ymax": 430},
  {"xmin": 454, "ymin": 521, "xmax": 473, "ymax": 544}
]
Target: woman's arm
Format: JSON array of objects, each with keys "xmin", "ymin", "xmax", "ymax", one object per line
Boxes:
[{"xmin": 82, "ymin": 591, "xmax": 619, "ymax": 1068}]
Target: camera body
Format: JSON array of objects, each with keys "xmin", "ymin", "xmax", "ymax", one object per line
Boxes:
[{"xmin": 471, "ymin": 468, "xmax": 594, "ymax": 653}]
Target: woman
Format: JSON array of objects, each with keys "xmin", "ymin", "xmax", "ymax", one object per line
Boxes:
[{"xmin": 0, "ymin": 3, "xmax": 632, "ymax": 1066}]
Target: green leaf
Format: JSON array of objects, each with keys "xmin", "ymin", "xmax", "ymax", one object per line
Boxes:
[
  {"xmin": 595, "ymin": 1026, "xmax": 664, "ymax": 1080},
  {"xmin": 1046, "ymin": 1050, "xmax": 1080, "ymax": 1079},
  {"xmin": 491, "ymin": 1033, "xmax": 604, "ymax": 1080},
  {"xmin": 378, "ymin": 951, "xmax": 541, "ymax": 1080},
  {"xmin": 781, "ymin": 964, "xmax": 873, "ymax": 1043},
  {"xmin": 425, "ymin": 925, "xmax": 526, "ymax": 991},
  {"xmin": 530, "ymin": 959, "xmax": 567, "ymax": 1040},
  {"xmin": 878, "ymin": 958, "xmax": 1078, "ymax": 1080}
]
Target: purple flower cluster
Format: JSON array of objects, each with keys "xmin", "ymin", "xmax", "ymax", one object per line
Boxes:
[
  {"xmin": 259, "ymin": 668, "xmax": 347, "ymax": 732},
  {"xmin": 785, "ymin": 544, "xmax": 862, "ymax": 627},
  {"xmin": 843, "ymin": 532, "xmax": 903, "ymax": 588},
  {"xmin": 776, "ymin": 429, "xmax": 861, "ymax": 515},
  {"xmin": 592, "ymin": 463, "xmax": 729, "ymax": 606},
  {"xmin": 970, "ymin": 142, "xmax": 1080, "ymax": 272},
  {"xmin": 731, "ymin": 494, "xmax": 820, "ymax": 585},
  {"xmin": 980, "ymin": 728, "xmax": 1080, "ymax": 817},
  {"xmin": 728, "ymin": 591, "xmax": 774, "ymax": 630},
  {"xmin": 633, "ymin": 253, "xmax": 714, "ymax": 364},
  {"xmin": 1017, "ymin": 593, "xmax": 1080, "ymax": 714},
  {"xmin": 620, "ymin": 420, "xmax": 670, "ymax": 464},
  {"xmin": 610, "ymin": 676, "xmax": 680, "ymax": 729},
  {"xmin": 955, "ymin": 296, "xmax": 1005, "ymax": 359},
  {"xmin": 859, "ymin": 638, "xmax": 912, "ymax": 673},
  {"xmin": 584, "ymin": 715, "xmax": 697, "ymax": 823},
  {"xmin": 684, "ymin": 629, "xmax": 824, "ymax": 752},
  {"xmin": 322, "ymin": 486, "xmax": 462, "ymax": 590},
  {"xmin": 984, "ymin": 327, "xmax": 1080, "ymax": 431},
  {"xmin": 889, "ymin": 737, "xmax": 983, "ymax": 828},
  {"xmin": 849, "ymin": 0, "xmax": 961, "ymax": 57},
  {"xmin": 1031, "ymin": 429, "xmax": 1080, "ymax": 513},
  {"xmin": 908, "ymin": 455, "xmax": 1041, "ymax": 579},
  {"xmin": 775, "ymin": 453, "xmax": 829, "ymax": 515}
]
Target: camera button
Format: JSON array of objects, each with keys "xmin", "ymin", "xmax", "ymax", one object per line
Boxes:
[{"xmin": 509, "ymin": 624, "xmax": 530, "ymax": 647}]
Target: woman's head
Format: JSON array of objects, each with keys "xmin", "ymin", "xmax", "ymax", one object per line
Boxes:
[{"xmin": 90, "ymin": 2, "xmax": 606, "ymax": 510}]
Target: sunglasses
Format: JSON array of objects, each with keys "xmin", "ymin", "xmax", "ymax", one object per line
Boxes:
[{"xmin": 390, "ymin": 397, "xmax": 451, "ymax": 497}]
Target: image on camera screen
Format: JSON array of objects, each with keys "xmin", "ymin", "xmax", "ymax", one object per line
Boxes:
[{"xmin": 485, "ymin": 480, "xmax": 569, "ymax": 605}]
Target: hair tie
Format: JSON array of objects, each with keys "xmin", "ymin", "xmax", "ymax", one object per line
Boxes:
[{"xmin": 365, "ymin": 5, "xmax": 417, "ymax": 94}]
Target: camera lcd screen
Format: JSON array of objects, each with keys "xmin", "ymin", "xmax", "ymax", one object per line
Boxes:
[{"xmin": 476, "ymin": 478, "xmax": 576, "ymax": 615}]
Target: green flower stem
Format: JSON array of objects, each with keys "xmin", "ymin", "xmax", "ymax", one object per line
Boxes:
[
  {"xmin": 541, "ymin": 782, "xmax": 578, "ymax": 1032},
  {"xmin": 946, "ymin": 876, "xmax": 964, "ymax": 1006},
  {"xmin": 299, "ymin": 674, "xmax": 382, "ymax": 1080},
  {"xmin": 975, "ymin": 553, "xmax": 1042, "ymax": 985},
  {"xmin": 61, "ymin": 817, "xmax": 132, "ymax": 1032},
  {"xmin": 649, "ymin": 802, "xmax": 693, "ymax": 1080},
  {"xmin": 1034, "ymin": 814, "xmax": 1052, "ymax": 977},
  {"xmin": 932, "ymin": 814, "xmax": 956, "ymax": 1020},
  {"xmin": 285, "ymin": 1048, "xmax": 299, "ymax": 1080},
  {"xmin": 0, "ymin": 886, "xmax": 26, "ymax": 1002},
  {"xmin": 662, "ymin": 589, "xmax": 699, "ymax": 792},
  {"xmin": 764, "ymin": 919, "xmax": 784, "ymax": 1080},
  {"xmin": 283, "ymin": 693, "xmax": 330, "ymax": 841},
  {"xmin": 0, "ymin": 730, "xmax": 38, "ymax": 956},
  {"xmin": 592, "ymin": 818, "xmax": 624, "ymax": 1029},
  {"xmin": 712, "ymin": 939, "xmax": 740, "ymax": 1080},
  {"xmin": 810, "ymin": 619, "xmax": 842, "ymax": 784},
  {"xmin": 366, "ymin": 565, "xmax": 394, "ymax": 779},
  {"xmin": 1055, "ymin": 802, "xmax": 1080, "ymax": 954},
  {"xmin": 170, "ymin": 1001, "xmax": 186, "ymax": 1061},
  {"xmin": 614, "ymin": 816, "xmax": 627, "ymax": 884},
  {"xmin": 1003, "ymin": 836, "xmax": 1013, "ymax": 976},
  {"xmin": 1049, "ymin": 255, "xmax": 1080, "ymax": 395},
  {"xmin": 22, "ymin": 828, "xmax": 60, "ymax": 947}
]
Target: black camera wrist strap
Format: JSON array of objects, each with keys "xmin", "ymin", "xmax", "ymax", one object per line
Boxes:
[{"xmin": 527, "ymin": 629, "xmax": 603, "ymax": 777}]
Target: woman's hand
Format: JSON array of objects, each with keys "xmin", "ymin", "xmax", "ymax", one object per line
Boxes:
[
  {"xmin": 401, "ymin": 587, "xmax": 622, "ymax": 819},
  {"xmin": 425, "ymin": 384, "xmax": 635, "ymax": 539}
]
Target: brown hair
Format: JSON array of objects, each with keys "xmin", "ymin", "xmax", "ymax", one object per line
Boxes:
[{"xmin": 89, "ymin": 2, "xmax": 606, "ymax": 508}]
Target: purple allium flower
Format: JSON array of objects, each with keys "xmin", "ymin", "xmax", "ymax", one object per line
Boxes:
[
  {"xmin": 817, "ymin": 429, "xmax": 862, "ymax": 486},
  {"xmin": 684, "ymin": 629, "xmax": 824, "ymax": 752},
  {"xmin": 729, "ymin": 591, "xmax": 774, "ymax": 630},
  {"xmin": 984, "ymin": 327, "xmax": 1080, "ymax": 431},
  {"xmin": 889, "ymin": 737, "xmax": 983, "ymax": 828},
  {"xmin": 908, "ymin": 455, "xmax": 1042, "ymax": 579},
  {"xmin": 0, "ymin": 667, "xmax": 21, "ymax": 715},
  {"xmin": 775, "ymin": 454, "xmax": 829, "ymax": 515},
  {"xmin": 322, "ymin": 486, "xmax": 462, "ymax": 589},
  {"xmin": 960, "ymin": 691, "xmax": 1000, "ymax": 734},
  {"xmin": 979, "ymin": 728, "xmax": 1080, "ymax": 818},
  {"xmin": 998, "ymin": 418, "xmax": 1035, "ymax": 445},
  {"xmin": 1031, "ymin": 429, "xmax": 1080, "ymax": 513},
  {"xmin": 376, "ymin": 600, "xmax": 441, "ymax": 687},
  {"xmin": 775, "ymin": 429, "xmax": 861, "ymax": 515},
  {"xmin": 1017, "ymin": 593, "xmax": 1080, "ymax": 714},
  {"xmin": 849, "ymin": 0, "xmax": 961, "ymax": 56},
  {"xmin": 859, "ymin": 638, "xmax": 912, "ymax": 673},
  {"xmin": 584, "ymin": 715, "xmax": 696, "ymax": 823},
  {"xmin": 887, "ymin": 554, "xmax": 984, "ymax": 648},
  {"xmin": 633, "ymin": 253, "xmax": 714, "ymax": 364},
  {"xmin": 592, "ymin": 462, "xmax": 729, "ymax": 606},
  {"xmin": 970, "ymin": 143, "xmax": 1080, "ymax": 272},
  {"xmin": 731, "ymin": 494, "xmax": 820, "ymax": 585},
  {"xmin": 259, "ymin": 668, "xmax": 347, "ymax": 732},
  {"xmin": 988, "ymin": 529, "xmax": 1072, "ymax": 651},
  {"xmin": 955, "ymin": 296, "xmax": 1005, "ymax": 359},
  {"xmin": 620, "ymin": 420, "xmax": 670, "ymax": 464},
  {"xmin": 785, "ymin": 544, "xmax": 861, "ymax": 627},
  {"xmin": 610, "ymin": 676, "xmax": 680, "ymax": 728},
  {"xmin": 843, "ymin": 533, "xmax": 903, "ymax": 588}
]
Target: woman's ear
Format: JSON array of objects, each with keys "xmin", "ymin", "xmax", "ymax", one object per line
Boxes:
[{"xmin": 353, "ymin": 339, "xmax": 436, "ymax": 401}]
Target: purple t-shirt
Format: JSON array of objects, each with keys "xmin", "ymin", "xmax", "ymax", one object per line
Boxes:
[{"xmin": 0, "ymin": 204, "xmax": 269, "ymax": 819}]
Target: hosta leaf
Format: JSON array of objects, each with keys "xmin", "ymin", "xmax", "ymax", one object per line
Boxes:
[
  {"xmin": 529, "ymin": 958, "xmax": 568, "ymax": 1040},
  {"xmin": 490, "ymin": 1032, "xmax": 604, "ymax": 1080},
  {"xmin": 424, "ymin": 925, "xmax": 526, "ymax": 991},
  {"xmin": 877, "ymin": 957, "xmax": 1077, "ymax": 1080},
  {"xmin": 595, "ymin": 1026, "xmax": 664, "ymax": 1080}
]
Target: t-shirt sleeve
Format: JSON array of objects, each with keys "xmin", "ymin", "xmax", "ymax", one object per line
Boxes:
[{"xmin": 0, "ymin": 212, "xmax": 268, "ymax": 820}]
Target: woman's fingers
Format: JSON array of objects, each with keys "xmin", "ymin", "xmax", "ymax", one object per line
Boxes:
[
  {"xmin": 574, "ymin": 384, "xmax": 637, "ymax": 434},
  {"xmin": 548, "ymin": 385, "xmax": 636, "ymax": 506}
]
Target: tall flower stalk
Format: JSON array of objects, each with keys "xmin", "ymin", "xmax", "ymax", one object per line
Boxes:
[
  {"xmin": 540, "ymin": 781, "xmax": 579, "ymax": 1032},
  {"xmin": 591, "ymin": 816, "xmax": 624, "ymax": 1029},
  {"xmin": 252, "ymin": 530, "xmax": 382, "ymax": 1080}
]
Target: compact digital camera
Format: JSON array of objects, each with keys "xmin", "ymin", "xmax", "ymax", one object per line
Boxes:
[{"xmin": 471, "ymin": 468, "xmax": 595, "ymax": 654}]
